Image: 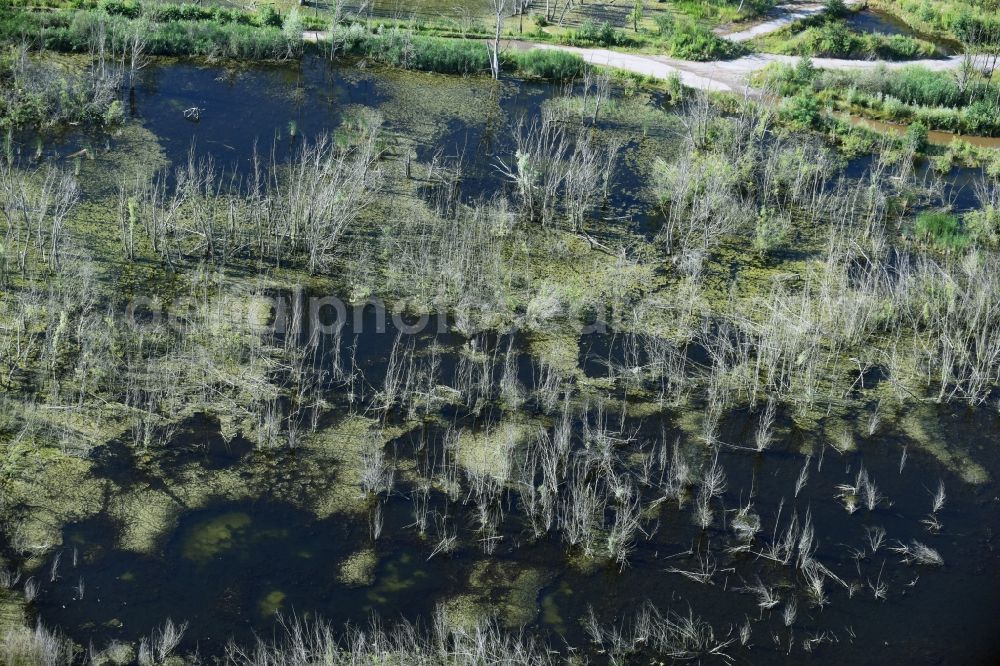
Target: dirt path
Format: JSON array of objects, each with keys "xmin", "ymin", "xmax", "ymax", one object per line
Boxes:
[
  {"xmin": 717, "ymin": 2, "xmax": 835, "ymax": 42},
  {"xmin": 714, "ymin": 1, "xmax": 874, "ymax": 43},
  {"xmin": 513, "ymin": 42, "xmax": 969, "ymax": 93}
]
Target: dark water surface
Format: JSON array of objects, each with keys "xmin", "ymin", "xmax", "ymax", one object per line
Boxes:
[{"xmin": 32, "ymin": 310, "xmax": 1000, "ymax": 663}]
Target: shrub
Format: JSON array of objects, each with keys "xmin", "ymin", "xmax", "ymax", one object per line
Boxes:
[
  {"xmin": 667, "ymin": 18, "xmax": 740, "ymax": 61},
  {"xmin": 794, "ymin": 56, "xmax": 815, "ymax": 83},
  {"xmin": 964, "ymin": 99, "xmax": 1000, "ymax": 135},
  {"xmin": 783, "ymin": 93, "xmax": 822, "ymax": 128},
  {"xmin": 965, "ymin": 206, "xmax": 1000, "ymax": 247},
  {"xmin": 753, "ymin": 208, "xmax": 790, "ymax": 256},
  {"xmin": 654, "ymin": 12, "xmax": 674, "ymax": 36},
  {"xmin": 825, "ymin": 0, "xmax": 848, "ymax": 17},
  {"xmin": 103, "ymin": 99, "xmax": 124, "ymax": 125},
  {"xmin": 761, "ymin": 17, "xmax": 938, "ymax": 60},
  {"xmin": 905, "ymin": 120, "xmax": 929, "ymax": 151},
  {"xmin": 573, "ymin": 20, "xmax": 626, "ymax": 47},
  {"xmin": 259, "ymin": 6, "xmax": 282, "ymax": 28},
  {"xmin": 665, "ymin": 71, "xmax": 684, "ymax": 103},
  {"xmin": 302, "ymin": 15, "xmax": 327, "ymax": 31},
  {"xmin": 282, "ymin": 8, "xmax": 303, "ymax": 40},
  {"xmin": 337, "ymin": 29, "xmax": 490, "ymax": 74},
  {"xmin": 100, "ymin": 0, "xmax": 140, "ymax": 19}
]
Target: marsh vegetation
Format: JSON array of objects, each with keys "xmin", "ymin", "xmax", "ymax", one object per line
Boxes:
[{"xmin": 0, "ymin": 1, "xmax": 1000, "ymax": 665}]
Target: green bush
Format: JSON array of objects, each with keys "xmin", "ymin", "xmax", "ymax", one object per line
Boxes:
[
  {"xmin": 825, "ymin": 0, "xmax": 848, "ymax": 17},
  {"xmin": 783, "ymin": 93, "xmax": 822, "ymax": 128},
  {"xmin": 763, "ymin": 18, "xmax": 938, "ymax": 60},
  {"xmin": 666, "ymin": 18, "xmax": 741, "ymax": 61},
  {"xmin": 794, "ymin": 56, "xmax": 816, "ymax": 83},
  {"xmin": 761, "ymin": 62, "xmax": 1000, "ymax": 136},
  {"xmin": 100, "ymin": 0, "xmax": 140, "ymax": 19},
  {"xmin": 0, "ymin": 7, "xmax": 301, "ymax": 59},
  {"xmin": 654, "ymin": 13, "xmax": 675, "ymax": 35},
  {"xmin": 571, "ymin": 20, "xmax": 628, "ymax": 47},
  {"xmin": 259, "ymin": 6, "xmax": 283, "ymax": 28},
  {"xmin": 965, "ymin": 99, "xmax": 1000, "ymax": 135},
  {"xmin": 965, "ymin": 206, "xmax": 1000, "ymax": 247},
  {"xmin": 905, "ymin": 120, "xmax": 929, "ymax": 151}
]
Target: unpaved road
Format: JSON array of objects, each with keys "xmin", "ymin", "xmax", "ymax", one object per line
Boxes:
[
  {"xmin": 305, "ymin": 0, "xmax": 971, "ymax": 94},
  {"xmin": 514, "ymin": 43, "xmax": 969, "ymax": 93},
  {"xmin": 717, "ymin": 2, "xmax": 835, "ymax": 42}
]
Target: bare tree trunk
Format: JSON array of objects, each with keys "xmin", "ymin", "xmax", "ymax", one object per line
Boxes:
[{"xmin": 488, "ymin": 0, "xmax": 508, "ymax": 80}]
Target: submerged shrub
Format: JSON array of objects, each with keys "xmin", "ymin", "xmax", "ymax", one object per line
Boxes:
[
  {"xmin": 965, "ymin": 206, "xmax": 1000, "ymax": 247},
  {"xmin": 753, "ymin": 208, "xmax": 790, "ymax": 256}
]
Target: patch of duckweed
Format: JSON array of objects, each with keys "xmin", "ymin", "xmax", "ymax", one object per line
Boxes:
[
  {"xmin": 258, "ymin": 589, "xmax": 286, "ymax": 618},
  {"xmin": 526, "ymin": 332, "xmax": 582, "ymax": 379},
  {"xmin": 1, "ymin": 445, "xmax": 104, "ymax": 562},
  {"xmin": 304, "ymin": 416, "xmax": 385, "ymax": 518},
  {"xmin": 898, "ymin": 405, "xmax": 989, "ymax": 484},
  {"xmin": 181, "ymin": 512, "xmax": 252, "ymax": 564},
  {"xmin": 439, "ymin": 593, "xmax": 487, "ymax": 632},
  {"xmin": 466, "ymin": 560, "xmax": 552, "ymax": 628},
  {"xmin": 89, "ymin": 641, "xmax": 135, "ymax": 666},
  {"xmin": 539, "ymin": 580, "xmax": 573, "ymax": 634},
  {"xmin": 365, "ymin": 552, "xmax": 429, "ymax": 607},
  {"xmin": 0, "ymin": 588, "xmax": 27, "ymax": 635},
  {"xmin": 338, "ymin": 547, "xmax": 377, "ymax": 588},
  {"xmin": 456, "ymin": 418, "xmax": 534, "ymax": 482},
  {"xmin": 72, "ymin": 121, "xmax": 168, "ymax": 199},
  {"xmin": 374, "ymin": 67, "xmax": 507, "ymax": 145},
  {"xmin": 109, "ymin": 487, "xmax": 183, "ymax": 554}
]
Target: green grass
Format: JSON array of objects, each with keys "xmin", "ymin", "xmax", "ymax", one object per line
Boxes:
[
  {"xmin": 668, "ymin": 0, "xmax": 776, "ymax": 25},
  {"xmin": 914, "ymin": 210, "xmax": 969, "ymax": 251},
  {"xmin": 754, "ymin": 16, "xmax": 941, "ymax": 59},
  {"xmin": 663, "ymin": 17, "xmax": 745, "ymax": 61},
  {"xmin": 758, "ymin": 61, "xmax": 1000, "ymax": 136},
  {"xmin": 506, "ymin": 49, "xmax": 587, "ymax": 81},
  {"xmin": 554, "ymin": 16, "xmax": 743, "ymax": 62},
  {"xmin": 870, "ymin": 0, "xmax": 1000, "ymax": 44},
  {"xmin": 0, "ymin": 7, "xmax": 301, "ymax": 59},
  {"xmin": 337, "ymin": 27, "xmax": 490, "ymax": 74},
  {"xmin": 335, "ymin": 27, "xmax": 588, "ymax": 79},
  {"xmin": 0, "ymin": 5, "xmax": 589, "ymax": 79}
]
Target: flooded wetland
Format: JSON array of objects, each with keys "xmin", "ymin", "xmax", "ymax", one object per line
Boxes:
[{"xmin": 2, "ymin": 2, "xmax": 1000, "ymax": 665}]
